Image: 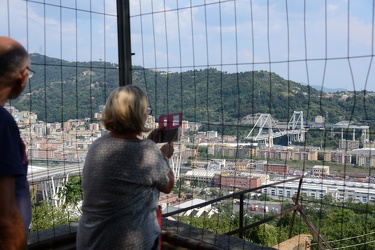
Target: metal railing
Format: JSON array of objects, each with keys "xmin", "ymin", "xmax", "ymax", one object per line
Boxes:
[{"xmin": 162, "ymin": 176, "xmax": 331, "ymax": 249}]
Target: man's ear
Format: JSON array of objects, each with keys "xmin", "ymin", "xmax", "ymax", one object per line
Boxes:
[
  {"xmin": 19, "ymin": 69, "xmax": 28, "ymax": 88},
  {"xmin": 8, "ymin": 70, "xmax": 28, "ymax": 99}
]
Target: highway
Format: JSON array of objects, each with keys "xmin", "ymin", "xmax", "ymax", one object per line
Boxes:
[{"xmin": 28, "ymin": 164, "xmax": 83, "ymax": 182}]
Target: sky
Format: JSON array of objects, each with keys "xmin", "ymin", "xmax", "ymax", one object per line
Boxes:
[{"xmin": 1, "ymin": 0, "xmax": 374, "ymax": 91}]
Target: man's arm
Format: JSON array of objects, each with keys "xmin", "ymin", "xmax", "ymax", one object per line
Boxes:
[{"xmin": 0, "ymin": 176, "xmax": 26, "ymax": 250}]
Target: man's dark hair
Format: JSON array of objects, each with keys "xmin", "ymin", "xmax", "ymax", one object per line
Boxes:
[{"xmin": 0, "ymin": 44, "xmax": 28, "ymax": 79}]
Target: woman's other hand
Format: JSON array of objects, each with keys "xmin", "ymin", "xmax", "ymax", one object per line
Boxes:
[
  {"xmin": 160, "ymin": 142, "xmax": 174, "ymax": 158},
  {"xmin": 159, "ymin": 142, "xmax": 175, "ymax": 193}
]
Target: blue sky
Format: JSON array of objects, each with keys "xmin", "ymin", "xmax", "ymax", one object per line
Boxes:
[{"xmin": 1, "ymin": 0, "xmax": 374, "ymax": 91}]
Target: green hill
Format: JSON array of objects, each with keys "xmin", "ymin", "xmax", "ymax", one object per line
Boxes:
[{"xmin": 12, "ymin": 53, "xmax": 375, "ymax": 140}]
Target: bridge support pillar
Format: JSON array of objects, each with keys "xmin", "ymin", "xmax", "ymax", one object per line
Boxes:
[{"xmin": 170, "ymin": 152, "xmax": 182, "ymax": 180}]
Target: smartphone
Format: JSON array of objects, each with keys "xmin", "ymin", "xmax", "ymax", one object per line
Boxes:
[{"xmin": 158, "ymin": 113, "xmax": 182, "ymax": 142}]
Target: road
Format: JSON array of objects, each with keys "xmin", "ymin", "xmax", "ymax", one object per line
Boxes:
[{"xmin": 28, "ymin": 164, "xmax": 83, "ymax": 182}]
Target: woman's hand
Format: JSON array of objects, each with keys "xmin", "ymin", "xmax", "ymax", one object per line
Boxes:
[{"xmin": 160, "ymin": 142, "xmax": 174, "ymax": 158}]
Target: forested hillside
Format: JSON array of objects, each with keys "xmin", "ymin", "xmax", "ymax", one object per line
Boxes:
[{"xmin": 12, "ymin": 54, "xmax": 375, "ymax": 138}]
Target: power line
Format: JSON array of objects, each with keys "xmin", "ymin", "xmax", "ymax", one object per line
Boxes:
[
  {"xmin": 311, "ymin": 231, "xmax": 375, "ymax": 247},
  {"xmin": 328, "ymin": 231, "xmax": 375, "ymax": 243},
  {"xmin": 332, "ymin": 239, "xmax": 375, "ymax": 249}
]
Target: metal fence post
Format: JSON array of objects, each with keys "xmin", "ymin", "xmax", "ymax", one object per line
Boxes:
[
  {"xmin": 239, "ymin": 194, "xmax": 244, "ymax": 239},
  {"xmin": 116, "ymin": 0, "xmax": 132, "ymax": 86}
]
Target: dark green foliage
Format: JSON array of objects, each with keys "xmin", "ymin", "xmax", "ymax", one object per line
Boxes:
[
  {"xmin": 15, "ymin": 53, "xmax": 119, "ymax": 122},
  {"xmin": 60, "ymin": 176, "xmax": 83, "ymax": 208},
  {"xmin": 30, "ymin": 176, "xmax": 83, "ymax": 232},
  {"xmin": 178, "ymin": 195, "xmax": 375, "ymax": 249},
  {"xmin": 30, "ymin": 200, "xmax": 80, "ymax": 232},
  {"xmin": 12, "ymin": 54, "xmax": 375, "ymax": 139}
]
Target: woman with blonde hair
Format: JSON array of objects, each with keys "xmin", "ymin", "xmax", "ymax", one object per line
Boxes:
[{"xmin": 77, "ymin": 85, "xmax": 174, "ymax": 250}]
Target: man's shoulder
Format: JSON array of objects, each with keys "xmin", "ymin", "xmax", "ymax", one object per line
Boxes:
[{"xmin": 0, "ymin": 106, "xmax": 15, "ymax": 121}]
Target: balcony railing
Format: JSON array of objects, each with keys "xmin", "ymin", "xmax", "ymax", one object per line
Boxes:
[{"xmin": 28, "ymin": 175, "xmax": 316, "ymax": 250}]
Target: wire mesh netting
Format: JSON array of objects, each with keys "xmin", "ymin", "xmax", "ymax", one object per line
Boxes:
[{"xmin": 2, "ymin": 0, "xmax": 375, "ymax": 249}]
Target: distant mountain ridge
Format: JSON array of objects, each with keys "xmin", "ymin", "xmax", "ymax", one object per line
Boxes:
[
  {"xmin": 12, "ymin": 53, "xmax": 375, "ymax": 138},
  {"xmin": 310, "ymin": 85, "xmax": 346, "ymax": 93}
]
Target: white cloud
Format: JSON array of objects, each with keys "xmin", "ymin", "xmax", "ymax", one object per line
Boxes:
[
  {"xmin": 327, "ymin": 4, "xmax": 339, "ymax": 13},
  {"xmin": 2, "ymin": 0, "xmax": 374, "ymax": 90}
]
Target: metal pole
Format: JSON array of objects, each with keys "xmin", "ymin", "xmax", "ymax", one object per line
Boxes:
[
  {"xmin": 116, "ymin": 0, "xmax": 132, "ymax": 86},
  {"xmin": 239, "ymin": 194, "xmax": 244, "ymax": 239}
]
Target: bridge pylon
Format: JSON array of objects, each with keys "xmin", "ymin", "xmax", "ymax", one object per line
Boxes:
[
  {"xmin": 244, "ymin": 111, "xmax": 306, "ymax": 147},
  {"xmin": 287, "ymin": 111, "xmax": 305, "ymax": 144},
  {"xmin": 244, "ymin": 113, "xmax": 283, "ymax": 147},
  {"xmin": 170, "ymin": 150, "xmax": 182, "ymax": 180}
]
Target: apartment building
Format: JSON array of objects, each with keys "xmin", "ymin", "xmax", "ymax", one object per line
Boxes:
[
  {"xmin": 352, "ymin": 148, "xmax": 375, "ymax": 167},
  {"xmin": 339, "ymin": 139, "xmax": 360, "ymax": 151},
  {"xmin": 265, "ymin": 163, "xmax": 289, "ymax": 175},
  {"xmin": 257, "ymin": 146, "xmax": 318, "ymax": 161},
  {"xmin": 214, "ymin": 172, "xmax": 261, "ymax": 190}
]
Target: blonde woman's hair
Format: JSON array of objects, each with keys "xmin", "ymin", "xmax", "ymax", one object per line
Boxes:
[{"xmin": 102, "ymin": 85, "xmax": 151, "ymax": 135}]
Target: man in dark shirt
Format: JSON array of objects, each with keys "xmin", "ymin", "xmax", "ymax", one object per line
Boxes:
[{"xmin": 0, "ymin": 36, "xmax": 32, "ymax": 249}]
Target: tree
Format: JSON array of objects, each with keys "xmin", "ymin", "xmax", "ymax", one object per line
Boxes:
[
  {"xmin": 30, "ymin": 200, "xmax": 80, "ymax": 232},
  {"xmin": 58, "ymin": 175, "xmax": 83, "ymax": 217},
  {"xmin": 61, "ymin": 175, "xmax": 83, "ymax": 207},
  {"xmin": 31, "ymin": 176, "xmax": 83, "ymax": 232},
  {"xmin": 247, "ymin": 224, "xmax": 278, "ymax": 246}
]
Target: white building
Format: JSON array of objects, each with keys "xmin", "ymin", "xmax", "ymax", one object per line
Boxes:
[
  {"xmin": 206, "ymin": 131, "xmax": 218, "ymax": 140},
  {"xmin": 262, "ymin": 178, "xmax": 375, "ymax": 203},
  {"xmin": 184, "ymin": 169, "xmax": 221, "ymax": 184},
  {"xmin": 208, "ymin": 159, "xmax": 226, "ymax": 170}
]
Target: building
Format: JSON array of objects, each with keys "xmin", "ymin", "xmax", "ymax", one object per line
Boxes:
[
  {"xmin": 222, "ymin": 135, "xmax": 236, "ymax": 142},
  {"xmin": 312, "ymin": 165, "xmax": 330, "ymax": 176},
  {"xmin": 324, "ymin": 152, "xmax": 333, "ymax": 162},
  {"xmin": 351, "ymin": 148, "xmax": 375, "ymax": 167},
  {"xmin": 339, "ymin": 139, "xmax": 359, "ymax": 151},
  {"xmin": 214, "ymin": 172, "xmax": 261, "ymax": 190},
  {"xmin": 291, "ymin": 150, "xmax": 318, "ymax": 161},
  {"xmin": 89, "ymin": 123, "xmax": 100, "ymax": 131},
  {"xmin": 219, "ymin": 145, "xmax": 254, "ymax": 158},
  {"xmin": 184, "ymin": 169, "xmax": 221, "ymax": 186},
  {"xmin": 159, "ymin": 193, "xmax": 179, "ymax": 205},
  {"xmin": 331, "ymin": 151, "xmax": 352, "ymax": 164},
  {"xmin": 180, "ymin": 148, "xmax": 196, "ymax": 160},
  {"xmin": 234, "ymin": 161, "xmax": 252, "ymax": 171},
  {"xmin": 206, "ymin": 131, "xmax": 218, "ymax": 140},
  {"xmin": 257, "ymin": 146, "xmax": 318, "ymax": 161},
  {"xmin": 363, "ymin": 141, "xmax": 375, "ymax": 148},
  {"xmin": 355, "ymin": 154, "xmax": 375, "ymax": 168},
  {"xmin": 264, "ymin": 163, "xmax": 289, "ymax": 175},
  {"xmin": 29, "ymin": 148, "xmax": 55, "ymax": 159},
  {"xmin": 314, "ymin": 115, "xmax": 325, "ymax": 123},
  {"xmin": 263, "ymin": 177, "xmax": 375, "ymax": 203},
  {"xmin": 208, "ymin": 159, "xmax": 226, "ymax": 170}
]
